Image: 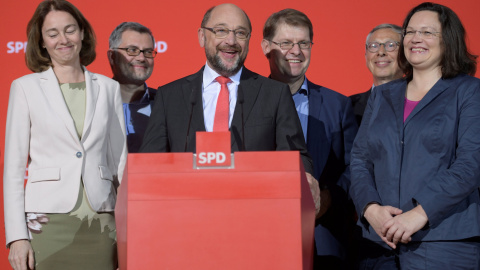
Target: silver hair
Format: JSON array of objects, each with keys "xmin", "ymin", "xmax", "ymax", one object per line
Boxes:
[{"xmin": 365, "ymin": 23, "xmax": 402, "ymax": 44}]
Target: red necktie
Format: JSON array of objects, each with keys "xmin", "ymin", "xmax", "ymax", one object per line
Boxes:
[{"xmin": 213, "ymin": 76, "xmax": 231, "ymax": 131}]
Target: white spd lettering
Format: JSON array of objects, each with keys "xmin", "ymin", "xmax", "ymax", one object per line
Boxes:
[
  {"xmin": 7, "ymin": 41, "xmax": 28, "ymax": 54},
  {"xmin": 155, "ymin": 41, "xmax": 168, "ymax": 53},
  {"xmin": 198, "ymin": 152, "xmax": 226, "ymax": 164}
]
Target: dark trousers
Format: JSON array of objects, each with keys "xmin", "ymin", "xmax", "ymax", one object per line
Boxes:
[
  {"xmin": 313, "ymin": 242, "xmax": 349, "ymax": 270},
  {"xmin": 314, "ymin": 255, "xmax": 348, "ymax": 270},
  {"xmin": 357, "ymin": 238, "xmax": 480, "ymax": 270}
]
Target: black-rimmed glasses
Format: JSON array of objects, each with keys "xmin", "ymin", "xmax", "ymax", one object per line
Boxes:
[
  {"xmin": 202, "ymin": 27, "xmax": 250, "ymax": 40},
  {"xmin": 270, "ymin": 40, "xmax": 313, "ymax": 50},
  {"xmin": 113, "ymin": 47, "xmax": 157, "ymax": 58}
]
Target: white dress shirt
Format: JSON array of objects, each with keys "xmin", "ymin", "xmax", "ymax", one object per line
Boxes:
[{"xmin": 202, "ymin": 63, "xmax": 242, "ymax": 132}]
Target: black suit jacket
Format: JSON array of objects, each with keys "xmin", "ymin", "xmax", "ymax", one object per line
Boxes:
[
  {"xmin": 140, "ymin": 67, "xmax": 313, "ymax": 173},
  {"xmin": 349, "ymin": 89, "xmax": 371, "ymax": 127}
]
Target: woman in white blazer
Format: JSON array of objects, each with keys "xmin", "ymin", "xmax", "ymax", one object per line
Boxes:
[{"xmin": 4, "ymin": 1, "xmax": 127, "ymax": 269}]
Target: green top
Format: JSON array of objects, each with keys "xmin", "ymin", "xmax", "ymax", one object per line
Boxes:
[{"xmin": 59, "ymin": 82, "xmax": 86, "ymax": 139}]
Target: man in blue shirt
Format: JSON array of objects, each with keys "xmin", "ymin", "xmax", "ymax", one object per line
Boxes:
[
  {"xmin": 262, "ymin": 9, "xmax": 358, "ymax": 270},
  {"xmin": 108, "ymin": 22, "xmax": 157, "ymax": 152}
]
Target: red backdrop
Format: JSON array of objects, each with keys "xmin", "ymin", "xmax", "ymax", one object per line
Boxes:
[{"xmin": 0, "ymin": 0, "xmax": 479, "ymax": 267}]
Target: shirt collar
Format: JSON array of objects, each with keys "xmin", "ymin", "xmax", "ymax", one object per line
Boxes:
[
  {"xmin": 370, "ymin": 83, "xmax": 376, "ymax": 94},
  {"xmin": 293, "ymin": 76, "xmax": 309, "ymax": 96},
  {"xmin": 135, "ymin": 83, "xmax": 151, "ymax": 104},
  {"xmin": 203, "ymin": 62, "xmax": 242, "ymax": 88},
  {"xmin": 124, "ymin": 83, "xmax": 151, "ymax": 105}
]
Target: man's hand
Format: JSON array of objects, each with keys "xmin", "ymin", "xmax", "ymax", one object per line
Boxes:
[
  {"xmin": 317, "ymin": 189, "xmax": 331, "ymax": 218},
  {"xmin": 363, "ymin": 204, "xmax": 402, "ymax": 249},
  {"xmin": 8, "ymin": 239, "xmax": 34, "ymax": 270},
  {"xmin": 305, "ymin": 172, "xmax": 321, "ymax": 216},
  {"xmin": 382, "ymin": 205, "xmax": 428, "ymax": 248}
]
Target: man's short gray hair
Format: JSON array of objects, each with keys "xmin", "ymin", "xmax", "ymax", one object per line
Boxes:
[
  {"xmin": 365, "ymin": 23, "xmax": 402, "ymax": 44},
  {"xmin": 109, "ymin": 22, "xmax": 155, "ymax": 49}
]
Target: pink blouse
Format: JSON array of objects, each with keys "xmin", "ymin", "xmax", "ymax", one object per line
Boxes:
[{"xmin": 404, "ymin": 98, "xmax": 420, "ymax": 122}]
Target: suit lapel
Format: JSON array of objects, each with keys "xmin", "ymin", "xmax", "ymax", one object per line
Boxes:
[
  {"xmin": 383, "ymin": 81, "xmax": 407, "ymax": 135},
  {"xmin": 183, "ymin": 68, "xmax": 206, "ymax": 151},
  {"xmin": 81, "ymin": 69, "xmax": 99, "ymax": 141},
  {"xmin": 404, "ymin": 78, "xmax": 449, "ymax": 127},
  {"xmin": 306, "ymin": 81, "xmax": 330, "ymax": 179},
  {"xmin": 360, "ymin": 88, "xmax": 372, "ymax": 107},
  {"xmin": 231, "ymin": 68, "xmax": 262, "ymax": 149},
  {"xmin": 306, "ymin": 80, "xmax": 324, "ymax": 145},
  {"xmin": 236, "ymin": 68, "xmax": 261, "ymax": 122},
  {"xmin": 39, "ymin": 68, "xmax": 79, "ymax": 143}
]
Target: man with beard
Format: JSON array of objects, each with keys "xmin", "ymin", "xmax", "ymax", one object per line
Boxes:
[
  {"xmin": 108, "ymin": 22, "xmax": 157, "ymax": 152},
  {"xmin": 261, "ymin": 9, "xmax": 357, "ymax": 269},
  {"xmin": 140, "ymin": 3, "xmax": 320, "ymax": 213}
]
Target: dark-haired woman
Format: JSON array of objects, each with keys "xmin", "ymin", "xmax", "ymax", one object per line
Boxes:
[
  {"xmin": 351, "ymin": 2, "xmax": 480, "ymax": 269},
  {"xmin": 4, "ymin": 1, "xmax": 126, "ymax": 269}
]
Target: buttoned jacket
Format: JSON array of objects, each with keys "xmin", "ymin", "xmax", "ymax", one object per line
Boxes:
[
  {"xmin": 3, "ymin": 67, "xmax": 127, "ymax": 245},
  {"xmin": 350, "ymin": 75, "xmax": 480, "ymax": 242}
]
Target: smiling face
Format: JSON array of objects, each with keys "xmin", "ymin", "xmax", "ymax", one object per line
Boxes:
[
  {"xmin": 109, "ymin": 30, "xmax": 154, "ymax": 85},
  {"xmin": 403, "ymin": 10, "xmax": 443, "ymax": 72},
  {"xmin": 198, "ymin": 4, "xmax": 250, "ymax": 77},
  {"xmin": 42, "ymin": 10, "xmax": 84, "ymax": 68},
  {"xmin": 262, "ymin": 23, "xmax": 311, "ymax": 86},
  {"xmin": 365, "ymin": 28, "xmax": 403, "ymax": 86}
]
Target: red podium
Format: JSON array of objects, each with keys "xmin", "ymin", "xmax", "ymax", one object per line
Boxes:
[{"xmin": 115, "ymin": 151, "xmax": 315, "ymax": 269}]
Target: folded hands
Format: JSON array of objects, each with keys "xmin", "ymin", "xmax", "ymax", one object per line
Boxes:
[{"xmin": 364, "ymin": 204, "xmax": 428, "ymax": 249}]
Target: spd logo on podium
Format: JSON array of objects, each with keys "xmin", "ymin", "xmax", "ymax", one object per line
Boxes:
[{"xmin": 195, "ymin": 131, "xmax": 233, "ymax": 169}]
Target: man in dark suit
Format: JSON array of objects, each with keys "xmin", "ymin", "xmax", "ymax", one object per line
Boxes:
[
  {"xmin": 108, "ymin": 22, "xmax": 157, "ymax": 153},
  {"xmin": 349, "ymin": 24, "xmax": 403, "ymax": 126},
  {"xmin": 140, "ymin": 4, "xmax": 320, "ymax": 211},
  {"xmin": 261, "ymin": 9, "xmax": 358, "ymax": 270}
]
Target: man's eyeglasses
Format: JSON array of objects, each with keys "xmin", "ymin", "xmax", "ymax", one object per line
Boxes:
[
  {"xmin": 113, "ymin": 47, "xmax": 157, "ymax": 58},
  {"xmin": 202, "ymin": 27, "xmax": 250, "ymax": 40},
  {"xmin": 366, "ymin": 41, "xmax": 400, "ymax": 53},
  {"xmin": 403, "ymin": 29, "xmax": 440, "ymax": 39},
  {"xmin": 270, "ymin": 40, "xmax": 314, "ymax": 50}
]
